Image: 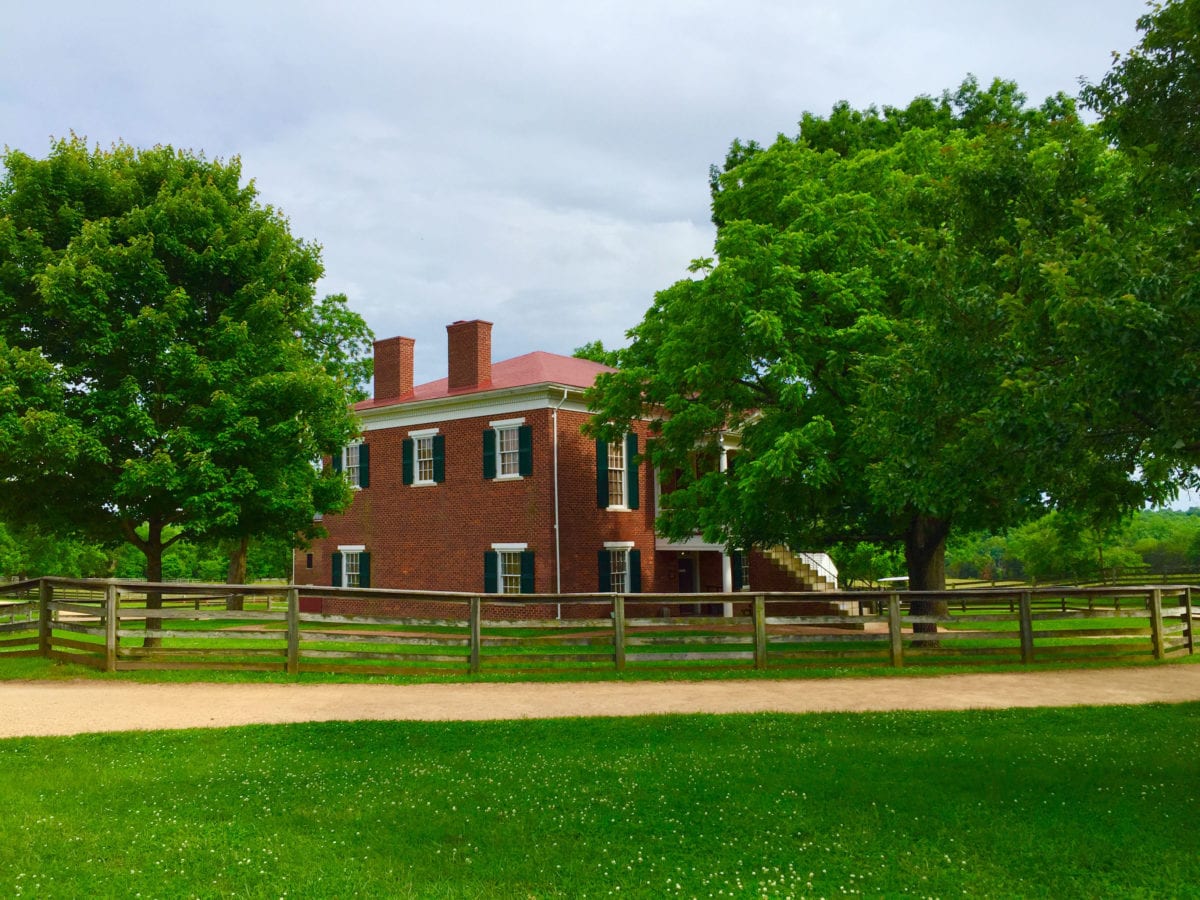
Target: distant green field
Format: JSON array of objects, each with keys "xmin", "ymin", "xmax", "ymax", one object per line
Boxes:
[{"xmin": 1, "ymin": 704, "xmax": 1197, "ymax": 898}]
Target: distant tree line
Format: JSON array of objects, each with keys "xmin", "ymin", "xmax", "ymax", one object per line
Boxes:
[
  {"xmin": 834, "ymin": 508, "xmax": 1200, "ymax": 587},
  {"xmin": 0, "ymin": 521, "xmax": 290, "ymax": 583}
]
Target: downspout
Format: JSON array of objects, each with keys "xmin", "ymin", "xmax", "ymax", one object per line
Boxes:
[{"xmin": 552, "ymin": 387, "xmax": 569, "ymax": 610}]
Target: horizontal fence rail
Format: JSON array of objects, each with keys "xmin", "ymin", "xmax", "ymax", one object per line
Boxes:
[{"xmin": 0, "ymin": 578, "xmax": 1193, "ymax": 677}]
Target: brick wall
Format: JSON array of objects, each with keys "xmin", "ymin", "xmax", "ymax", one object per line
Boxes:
[
  {"xmin": 293, "ymin": 394, "xmax": 826, "ymax": 602},
  {"xmin": 296, "ymin": 406, "xmax": 661, "ymax": 596}
]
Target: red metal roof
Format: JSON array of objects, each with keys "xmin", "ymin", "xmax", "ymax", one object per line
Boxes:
[{"xmin": 356, "ymin": 351, "xmax": 614, "ymax": 410}]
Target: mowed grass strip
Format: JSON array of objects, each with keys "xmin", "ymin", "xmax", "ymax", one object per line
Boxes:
[{"xmin": 1, "ymin": 704, "xmax": 1198, "ymax": 899}]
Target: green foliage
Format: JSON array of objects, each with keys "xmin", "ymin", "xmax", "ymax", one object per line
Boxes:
[
  {"xmin": 0, "ymin": 708, "xmax": 1197, "ymax": 896},
  {"xmin": 1004, "ymin": 513, "xmax": 1140, "ymax": 583},
  {"xmin": 946, "ymin": 508, "xmax": 1200, "ymax": 583},
  {"xmin": 0, "ymin": 519, "xmax": 288, "ymax": 582},
  {"xmin": 829, "ymin": 540, "xmax": 906, "ymax": 587},
  {"xmin": 944, "ymin": 530, "xmax": 1023, "ymax": 581},
  {"xmin": 1064, "ymin": 0, "xmax": 1200, "ymax": 502},
  {"xmin": 588, "ymin": 77, "xmax": 1144, "ymax": 588},
  {"xmin": 0, "ymin": 522, "xmax": 110, "ymax": 579},
  {"xmin": 0, "ymin": 137, "xmax": 372, "ymax": 579},
  {"xmin": 571, "ymin": 339, "xmax": 622, "ymax": 367},
  {"xmin": 1081, "ymin": 0, "xmax": 1200, "ymax": 210}
]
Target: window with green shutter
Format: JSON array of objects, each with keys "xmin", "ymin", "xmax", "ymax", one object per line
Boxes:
[
  {"xmin": 407, "ymin": 430, "xmax": 443, "ymax": 485},
  {"xmin": 432, "ymin": 434, "xmax": 445, "ymax": 483},
  {"xmin": 518, "ymin": 425, "xmax": 533, "ymax": 476},
  {"xmin": 483, "ymin": 550, "xmax": 498, "ymax": 593},
  {"xmin": 334, "ymin": 442, "xmax": 369, "ymax": 488},
  {"xmin": 483, "ymin": 429, "xmax": 496, "ymax": 479},
  {"xmin": 596, "ymin": 440, "xmax": 609, "ymax": 508},
  {"xmin": 487, "ymin": 545, "xmax": 532, "ymax": 594},
  {"xmin": 597, "ymin": 433, "xmax": 640, "ymax": 509},
  {"xmin": 357, "ymin": 443, "xmax": 369, "ymax": 488},
  {"xmin": 599, "ymin": 546, "xmax": 640, "ymax": 593},
  {"xmin": 334, "ymin": 547, "xmax": 367, "ymax": 587},
  {"xmin": 520, "ymin": 550, "xmax": 535, "ymax": 593},
  {"xmin": 625, "ymin": 432, "xmax": 639, "ymax": 510},
  {"xmin": 486, "ymin": 422, "xmax": 532, "ymax": 480}
]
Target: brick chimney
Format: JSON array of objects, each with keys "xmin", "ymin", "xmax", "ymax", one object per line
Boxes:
[
  {"xmin": 373, "ymin": 336, "xmax": 415, "ymax": 402},
  {"xmin": 446, "ymin": 319, "xmax": 492, "ymax": 391}
]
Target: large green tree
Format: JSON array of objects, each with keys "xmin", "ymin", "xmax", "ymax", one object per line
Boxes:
[
  {"xmin": 1067, "ymin": 0, "xmax": 1200, "ymax": 487},
  {"xmin": 1081, "ymin": 0, "xmax": 1200, "ymax": 211},
  {"xmin": 587, "ymin": 79, "xmax": 1151, "ymax": 602},
  {"xmin": 0, "ymin": 138, "xmax": 370, "ymax": 604}
]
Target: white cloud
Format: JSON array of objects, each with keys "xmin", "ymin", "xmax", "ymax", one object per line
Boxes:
[{"xmin": 2, "ymin": 0, "xmax": 1151, "ymax": 383}]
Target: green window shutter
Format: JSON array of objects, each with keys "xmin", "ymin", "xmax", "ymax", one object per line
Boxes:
[
  {"xmin": 359, "ymin": 552, "xmax": 371, "ymax": 588},
  {"xmin": 596, "ymin": 440, "xmax": 608, "ymax": 508},
  {"xmin": 433, "ymin": 434, "xmax": 446, "ymax": 483},
  {"xmin": 484, "ymin": 550, "xmax": 498, "ymax": 593},
  {"xmin": 598, "ymin": 549, "xmax": 612, "ymax": 592},
  {"xmin": 518, "ymin": 425, "xmax": 533, "ymax": 476},
  {"xmin": 358, "ymin": 443, "xmax": 370, "ymax": 488},
  {"xmin": 402, "ymin": 439, "xmax": 414, "ymax": 485},
  {"xmin": 332, "ymin": 449, "xmax": 343, "ymax": 474},
  {"xmin": 483, "ymin": 429, "xmax": 496, "ymax": 479},
  {"xmin": 331, "ymin": 551, "xmax": 343, "ymax": 587},
  {"xmin": 629, "ymin": 549, "xmax": 642, "ymax": 593},
  {"xmin": 625, "ymin": 432, "xmax": 640, "ymax": 510},
  {"xmin": 520, "ymin": 550, "xmax": 535, "ymax": 594},
  {"xmin": 731, "ymin": 551, "xmax": 744, "ymax": 591}
]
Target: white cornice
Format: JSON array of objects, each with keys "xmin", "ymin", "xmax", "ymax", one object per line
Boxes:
[{"xmin": 357, "ymin": 383, "xmax": 593, "ymax": 432}]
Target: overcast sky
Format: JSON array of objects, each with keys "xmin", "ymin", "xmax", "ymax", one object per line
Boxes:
[{"xmin": 3, "ymin": 0, "xmax": 1151, "ymax": 384}]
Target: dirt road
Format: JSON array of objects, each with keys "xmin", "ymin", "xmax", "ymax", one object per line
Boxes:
[{"xmin": 2, "ymin": 665, "xmax": 1199, "ymax": 738}]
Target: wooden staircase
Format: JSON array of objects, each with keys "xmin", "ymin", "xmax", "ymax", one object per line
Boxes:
[{"xmin": 762, "ymin": 547, "xmax": 839, "ymax": 592}]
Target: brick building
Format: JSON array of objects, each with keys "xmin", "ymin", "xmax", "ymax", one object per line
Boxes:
[{"xmin": 293, "ymin": 320, "xmax": 837, "ymax": 605}]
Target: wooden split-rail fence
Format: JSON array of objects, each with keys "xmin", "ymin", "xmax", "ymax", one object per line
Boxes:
[{"xmin": 0, "ymin": 578, "xmax": 1193, "ymax": 677}]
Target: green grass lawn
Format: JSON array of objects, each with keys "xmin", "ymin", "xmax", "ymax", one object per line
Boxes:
[{"xmin": 0, "ymin": 705, "xmax": 1197, "ymax": 898}]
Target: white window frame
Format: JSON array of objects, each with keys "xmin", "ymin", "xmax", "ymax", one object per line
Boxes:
[
  {"xmin": 607, "ymin": 440, "xmax": 626, "ymax": 509},
  {"xmin": 409, "ymin": 428, "xmax": 439, "ymax": 487},
  {"xmin": 490, "ymin": 417, "xmax": 525, "ymax": 481},
  {"xmin": 492, "ymin": 542, "xmax": 528, "ymax": 595},
  {"xmin": 343, "ymin": 441, "xmax": 361, "ymax": 489},
  {"xmin": 738, "ymin": 551, "xmax": 751, "ymax": 591},
  {"xmin": 338, "ymin": 544, "xmax": 365, "ymax": 589},
  {"xmin": 605, "ymin": 541, "xmax": 634, "ymax": 594}
]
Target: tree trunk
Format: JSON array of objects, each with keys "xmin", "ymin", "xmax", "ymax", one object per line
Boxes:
[
  {"xmin": 143, "ymin": 524, "xmax": 164, "ymax": 649},
  {"xmin": 225, "ymin": 535, "xmax": 249, "ymax": 611},
  {"xmin": 905, "ymin": 513, "xmax": 950, "ymax": 641}
]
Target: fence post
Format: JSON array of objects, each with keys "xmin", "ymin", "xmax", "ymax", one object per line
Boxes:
[
  {"xmin": 753, "ymin": 595, "xmax": 767, "ymax": 669},
  {"xmin": 469, "ymin": 596, "xmax": 481, "ymax": 674},
  {"xmin": 887, "ymin": 593, "xmax": 903, "ymax": 668},
  {"xmin": 1018, "ymin": 591, "xmax": 1034, "ymax": 664},
  {"xmin": 1185, "ymin": 587, "xmax": 1194, "ymax": 656},
  {"xmin": 612, "ymin": 595, "xmax": 625, "ymax": 672},
  {"xmin": 104, "ymin": 583, "xmax": 118, "ymax": 672},
  {"xmin": 286, "ymin": 588, "xmax": 300, "ymax": 675},
  {"xmin": 37, "ymin": 579, "xmax": 51, "ymax": 658},
  {"xmin": 1149, "ymin": 588, "xmax": 1165, "ymax": 660}
]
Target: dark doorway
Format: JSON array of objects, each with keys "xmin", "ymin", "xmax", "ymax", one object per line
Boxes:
[{"xmin": 677, "ymin": 557, "xmax": 696, "ymax": 593}]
